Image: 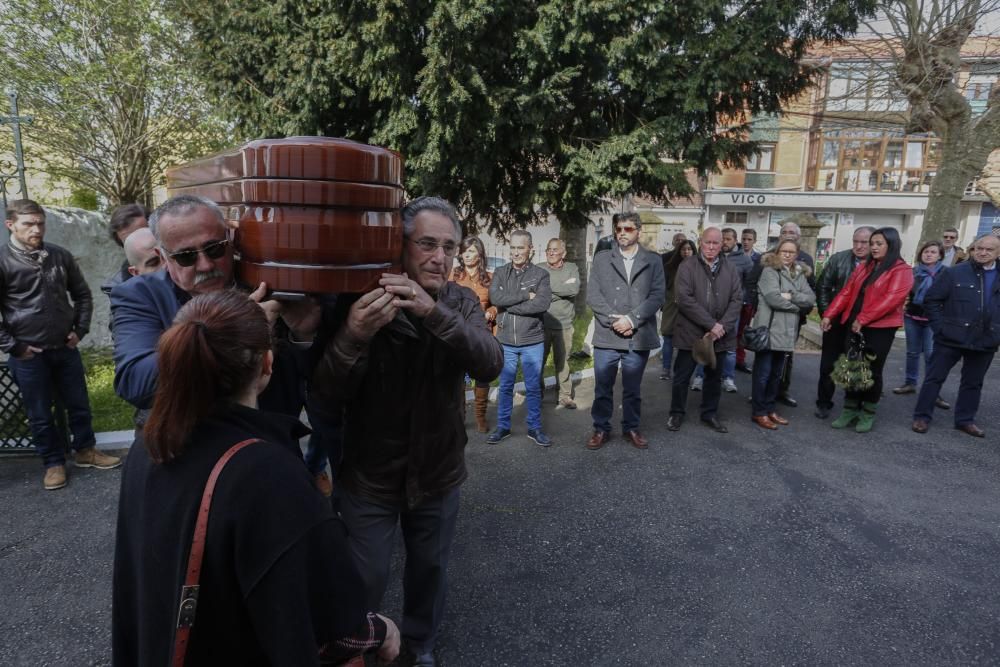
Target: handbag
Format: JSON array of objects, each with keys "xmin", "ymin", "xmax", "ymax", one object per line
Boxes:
[
  {"xmin": 831, "ymin": 331, "xmax": 876, "ymax": 391},
  {"xmin": 742, "ymin": 270, "xmax": 786, "ymax": 352}
]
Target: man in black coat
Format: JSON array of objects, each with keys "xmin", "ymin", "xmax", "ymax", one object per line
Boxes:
[{"xmin": 912, "ymin": 234, "xmax": 1000, "ymax": 437}]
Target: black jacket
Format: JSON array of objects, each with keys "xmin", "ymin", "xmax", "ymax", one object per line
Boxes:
[
  {"xmin": 924, "ymin": 261, "xmax": 1000, "ymax": 352},
  {"xmin": 313, "ymin": 282, "xmax": 503, "ymax": 508},
  {"xmin": 113, "ymin": 404, "xmax": 371, "ymax": 666},
  {"xmin": 816, "ymin": 248, "xmax": 861, "ymax": 316},
  {"xmin": 0, "ymin": 242, "xmax": 93, "ymax": 356},
  {"xmin": 489, "ymin": 262, "xmax": 552, "ymax": 346}
]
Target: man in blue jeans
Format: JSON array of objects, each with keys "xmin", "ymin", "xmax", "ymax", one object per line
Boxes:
[
  {"xmin": 2, "ymin": 199, "xmax": 121, "ymax": 490},
  {"xmin": 586, "ymin": 213, "xmax": 665, "ymax": 449},
  {"xmin": 488, "ymin": 230, "xmax": 553, "ymax": 446}
]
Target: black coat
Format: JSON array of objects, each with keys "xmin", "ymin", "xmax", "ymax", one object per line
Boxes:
[
  {"xmin": 113, "ymin": 404, "xmax": 369, "ymax": 666},
  {"xmin": 924, "ymin": 261, "xmax": 1000, "ymax": 352}
]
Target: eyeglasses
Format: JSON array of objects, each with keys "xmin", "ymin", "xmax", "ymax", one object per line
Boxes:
[
  {"xmin": 164, "ymin": 239, "xmax": 230, "ymax": 268},
  {"xmin": 409, "ymin": 237, "xmax": 459, "ymax": 256},
  {"xmin": 616, "ymin": 225, "xmax": 638, "ymax": 233}
]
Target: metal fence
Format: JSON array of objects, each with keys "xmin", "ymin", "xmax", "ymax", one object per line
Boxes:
[{"xmin": 0, "ymin": 360, "xmax": 34, "ymax": 452}]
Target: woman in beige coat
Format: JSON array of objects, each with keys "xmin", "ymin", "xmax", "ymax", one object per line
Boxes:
[{"xmin": 750, "ymin": 240, "xmax": 815, "ymax": 429}]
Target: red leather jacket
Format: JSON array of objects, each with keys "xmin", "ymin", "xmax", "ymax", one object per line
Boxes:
[{"xmin": 824, "ymin": 258, "xmax": 913, "ymax": 329}]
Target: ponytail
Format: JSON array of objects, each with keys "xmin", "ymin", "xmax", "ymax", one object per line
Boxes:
[{"xmin": 143, "ymin": 290, "xmax": 271, "ymax": 463}]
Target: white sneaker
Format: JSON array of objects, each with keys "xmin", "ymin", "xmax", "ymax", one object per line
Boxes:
[
  {"xmin": 691, "ymin": 376, "xmax": 703, "ymax": 391},
  {"xmin": 723, "ymin": 378, "xmax": 738, "ymax": 393}
]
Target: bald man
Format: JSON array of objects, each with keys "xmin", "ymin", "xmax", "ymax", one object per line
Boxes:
[{"xmin": 123, "ymin": 227, "xmax": 162, "ymax": 277}]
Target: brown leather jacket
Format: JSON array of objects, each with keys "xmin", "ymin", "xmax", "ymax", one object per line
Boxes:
[{"xmin": 312, "ymin": 282, "xmax": 503, "ymax": 508}]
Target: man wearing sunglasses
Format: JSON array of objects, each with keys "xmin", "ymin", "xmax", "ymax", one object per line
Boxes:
[
  {"xmin": 111, "ymin": 194, "xmax": 321, "ymax": 418},
  {"xmin": 586, "ymin": 212, "xmax": 665, "ymax": 450},
  {"xmin": 941, "ymin": 227, "xmax": 967, "ymax": 267}
]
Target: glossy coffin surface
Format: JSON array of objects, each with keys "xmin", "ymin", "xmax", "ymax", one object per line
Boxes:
[
  {"xmin": 232, "ymin": 206, "xmax": 402, "ymax": 265},
  {"xmin": 170, "ymin": 179, "xmax": 403, "ymax": 211},
  {"xmin": 165, "ymin": 137, "xmax": 405, "ymax": 295},
  {"xmin": 165, "ymin": 136, "xmax": 403, "ymax": 188}
]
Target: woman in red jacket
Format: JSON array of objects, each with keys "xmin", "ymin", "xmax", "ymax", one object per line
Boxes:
[{"xmin": 821, "ymin": 227, "xmax": 913, "ymax": 432}]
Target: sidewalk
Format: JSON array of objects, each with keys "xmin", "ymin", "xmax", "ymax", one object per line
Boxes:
[{"xmin": 2, "ymin": 341, "xmax": 999, "ymax": 666}]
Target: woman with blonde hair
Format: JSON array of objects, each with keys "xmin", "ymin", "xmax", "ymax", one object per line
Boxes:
[{"xmin": 749, "ymin": 240, "xmax": 815, "ymax": 429}]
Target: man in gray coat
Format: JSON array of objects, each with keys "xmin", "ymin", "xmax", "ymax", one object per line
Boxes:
[
  {"xmin": 669, "ymin": 227, "xmax": 743, "ymax": 433},
  {"xmin": 586, "ymin": 213, "xmax": 665, "ymax": 450}
]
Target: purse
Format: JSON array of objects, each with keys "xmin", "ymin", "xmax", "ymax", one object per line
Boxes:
[
  {"xmin": 830, "ymin": 331, "xmax": 876, "ymax": 391},
  {"xmin": 742, "ymin": 270, "xmax": 786, "ymax": 352}
]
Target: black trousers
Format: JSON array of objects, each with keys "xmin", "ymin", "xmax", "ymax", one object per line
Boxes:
[
  {"xmin": 671, "ymin": 349, "xmax": 723, "ymax": 419},
  {"xmin": 816, "ymin": 321, "xmax": 849, "ymax": 410},
  {"xmin": 339, "ymin": 488, "xmax": 461, "ymax": 654},
  {"xmin": 914, "ymin": 344, "xmax": 995, "ymax": 426},
  {"xmin": 843, "ymin": 326, "xmax": 898, "ymax": 404}
]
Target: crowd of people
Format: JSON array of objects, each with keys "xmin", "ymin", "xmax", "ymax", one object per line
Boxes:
[{"xmin": 1, "ymin": 193, "xmax": 998, "ymax": 665}]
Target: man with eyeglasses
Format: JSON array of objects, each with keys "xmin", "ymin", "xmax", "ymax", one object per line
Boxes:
[
  {"xmin": 586, "ymin": 212, "xmax": 665, "ymax": 450},
  {"xmin": 540, "ymin": 238, "xmax": 580, "ymax": 409},
  {"xmin": 111, "ymin": 194, "xmax": 321, "ymax": 418},
  {"xmin": 312, "ymin": 196, "xmax": 502, "ymax": 666},
  {"xmin": 1, "ymin": 199, "xmax": 120, "ymax": 490},
  {"xmin": 940, "ymin": 227, "xmax": 967, "ymax": 267},
  {"xmin": 912, "ymin": 234, "xmax": 1000, "ymax": 437},
  {"xmin": 488, "ymin": 229, "xmax": 553, "ymax": 446}
]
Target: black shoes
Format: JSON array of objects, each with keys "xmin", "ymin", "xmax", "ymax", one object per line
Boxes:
[
  {"xmin": 701, "ymin": 416, "xmax": 728, "ymax": 433},
  {"xmin": 815, "ymin": 406, "xmax": 831, "ymax": 419},
  {"xmin": 666, "ymin": 415, "xmax": 684, "ymax": 431},
  {"xmin": 777, "ymin": 393, "xmax": 798, "ymax": 408},
  {"xmin": 735, "ymin": 363, "xmax": 753, "ymax": 374}
]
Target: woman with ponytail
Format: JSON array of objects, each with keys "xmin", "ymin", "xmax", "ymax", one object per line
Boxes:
[{"xmin": 112, "ymin": 289, "xmax": 399, "ymax": 666}]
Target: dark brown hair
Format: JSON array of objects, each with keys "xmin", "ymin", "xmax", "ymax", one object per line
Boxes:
[
  {"xmin": 109, "ymin": 203, "xmax": 150, "ymax": 247},
  {"xmin": 915, "ymin": 239, "xmax": 944, "ymax": 265},
  {"xmin": 143, "ymin": 290, "xmax": 271, "ymax": 463},
  {"xmin": 451, "ymin": 236, "xmax": 492, "ymax": 287},
  {"xmin": 5, "ymin": 199, "xmax": 45, "ymax": 223}
]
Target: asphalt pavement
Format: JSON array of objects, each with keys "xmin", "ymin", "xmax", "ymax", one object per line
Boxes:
[{"xmin": 2, "ymin": 342, "xmax": 999, "ymax": 666}]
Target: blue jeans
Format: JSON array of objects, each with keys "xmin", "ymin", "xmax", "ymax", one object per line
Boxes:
[
  {"xmin": 592, "ymin": 347, "xmax": 650, "ymax": 433},
  {"xmin": 903, "ymin": 316, "xmax": 934, "ymax": 386},
  {"xmin": 660, "ymin": 335, "xmax": 674, "ymax": 371},
  {"xmin": 751, "ymin": 350, "xmax": 787, "ymax": 416},
  {"xmin": 497, "ymin": 343, "xmax": 544, "ymax": 431},
  {"xmin": 694, "ymin": 350, "xmax": 736, "ymax": 381},
  {"xmin": 7, "ymin": 347, "xmax": 96, "ymax": 467}
]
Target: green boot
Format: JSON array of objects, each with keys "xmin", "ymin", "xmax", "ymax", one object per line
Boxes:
[
  {"xmin": 855, "ymin": 401, "xmax": 878, "ymax": 433},
  {"xmin": 831, "ymin": 399, "xmax": 860, "ymax": 429}
]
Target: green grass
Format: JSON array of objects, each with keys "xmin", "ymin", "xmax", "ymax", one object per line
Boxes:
[
  {"xmin": 81, "ymin": 348, "xmax": 135, "ymax": 432},
  {"xmin": 495, "ymin": 309, "xmax": 596, "ymax": 385}
]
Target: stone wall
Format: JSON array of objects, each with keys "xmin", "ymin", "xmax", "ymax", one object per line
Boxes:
[{"xmin": 22, "ymin": 206, "xmax": 121, "ymax": 349}]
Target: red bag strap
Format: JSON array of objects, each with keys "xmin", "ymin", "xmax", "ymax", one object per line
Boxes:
[{"xmin": 172, "ymin": 438, "xmax": 261, "ymax": 667}]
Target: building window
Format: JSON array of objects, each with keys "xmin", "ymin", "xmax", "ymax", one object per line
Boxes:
[
  {"xmin": 725, "ymin": 211, "xmax": 748, "ymax": 226},
  {"xmin": 746, "ymin": 144, "xmax": 775, "ymax": 172},
  {"xmin": 965, "ymin": 62, "xmax": 999, "ymax": 117},
  {"xmin": 826, "ymin": 62, "xmax": 908, "ymax": 113},
  {"xmin": 814, "ymin": 129, "xmax": 939, "ymax": 193}
]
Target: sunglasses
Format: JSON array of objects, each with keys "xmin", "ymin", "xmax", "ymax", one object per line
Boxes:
[
  {"xmin": 616, "ymin": 225, "xmax": 638, "ymax": 233},
  {"xmin": 165, "ymin": 239, "xmax": 230, "ymax": 268}
]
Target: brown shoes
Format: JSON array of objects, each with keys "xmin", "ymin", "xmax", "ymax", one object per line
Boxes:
[
  {"xmin": 768, "ymin": 412, "xmax": 789, "ymax": 426},
  {"xmin": 956, "ymin": 423, "xmax": 985, "ymax": 438},
  {"xmin": 43, "ymin": 465, "xmax": 67, "ymax": 490},
  {"xmin": 625, "ymin": 430, "xmax": 648, "ymax": 450},
  {"xmin": 893, "ymin": 384, "xmax": 916, "ymax": 394},
  {"xmin": 586, "ymin": 431, "xmax": 610, "ymax": 450},
  {"xmin": 752, "ymin": 415, "xmax": 778, "ymax": 430},
  {"xmin": 73, "ymin": 447, "xmax": 122, "ymax": 469},
  {"xmin": 912, "ymin": 419, "xmax": 929, "ymax": 434}
]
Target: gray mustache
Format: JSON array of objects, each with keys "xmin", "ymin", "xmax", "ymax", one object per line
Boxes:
[{"xmin": 194, "ymin": 269, "xmax": 225, "ymax": 286}]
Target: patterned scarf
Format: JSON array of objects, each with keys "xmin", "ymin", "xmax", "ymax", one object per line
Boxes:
[{"xmin": 912, "ymin": 261, "xmax": 941, "ymax": 305}]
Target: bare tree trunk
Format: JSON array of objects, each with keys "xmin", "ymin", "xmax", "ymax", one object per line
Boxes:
[{"xmin": 560, "ymin": 222, "xmax": 589, "ymax": 318}]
